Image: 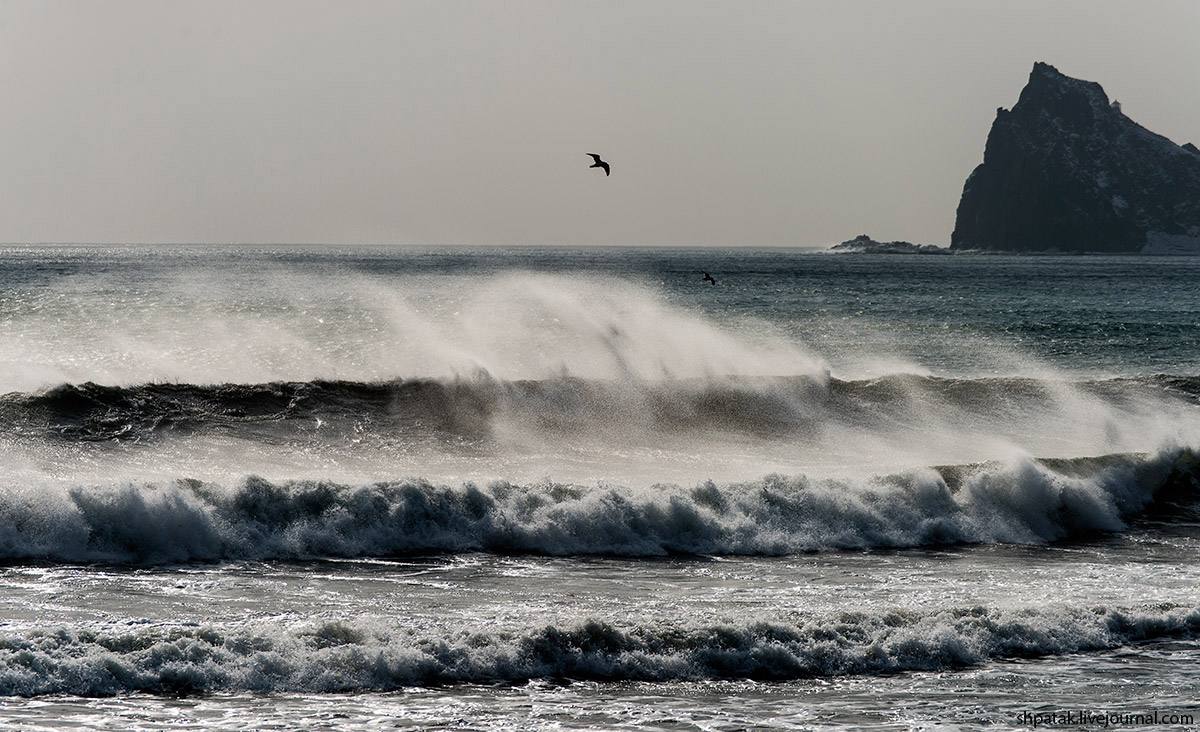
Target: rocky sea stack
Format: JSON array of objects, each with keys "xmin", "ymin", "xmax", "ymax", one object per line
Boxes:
[{"xmin": 951, "ymin": 62, "xmax": 1200, "ymax": 253}]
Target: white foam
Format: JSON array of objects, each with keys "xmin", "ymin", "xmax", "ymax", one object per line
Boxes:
[
  {"xmin": 0, "ymin": 446, "xmax": 1193, "ymax": 564},
  {"xmin": 0, "ymin": 603, "xmax": 1195, "ymax": 695}
]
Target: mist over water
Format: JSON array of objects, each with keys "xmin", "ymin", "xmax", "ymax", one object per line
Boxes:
[
  {"xmin": 1, "ymin": 247, "xmax": 1198, "ymax": 727},
  {"xmin": 3, "ymin": 268, "xmax": 824, "ymax": 390},
  {"xmin": 4, "ymin": 248, "xmax": 1199, "ymax": 485}
]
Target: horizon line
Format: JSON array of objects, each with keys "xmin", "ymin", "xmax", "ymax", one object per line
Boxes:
[{"xmin": 0, "ymin": 241, "xmax": 842, "ymax": 249}]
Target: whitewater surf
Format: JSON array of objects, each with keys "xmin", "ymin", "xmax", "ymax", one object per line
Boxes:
[{"xmin": 0, "ymin": 246, "xmax": 1198, "ymax": 728}]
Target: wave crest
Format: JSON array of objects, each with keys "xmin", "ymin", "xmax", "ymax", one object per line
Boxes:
[
  {"xmin": 0, "ymin": 448, "xmax": 1195, "ymax": 564},
  {"xmin": 6, "ymin": 372, "xmax": 1198, "ymax": 443}
]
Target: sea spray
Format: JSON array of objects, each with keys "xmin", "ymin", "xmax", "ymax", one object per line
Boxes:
[{"xmin": 6, "ymin": 373, "xmax": 1196, "ymax": 445}]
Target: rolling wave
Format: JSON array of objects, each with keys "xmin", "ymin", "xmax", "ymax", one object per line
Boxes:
[
  {"xmin": 0, "ymin": 604, "xmax": 1196, "ymax": 695},
  {"xmin": 0, "ymin": 447, "xmax": 1195, "ymax": 564},
  {"xmin": 3, "ymin": 372, "xmax": 1197, "ymax": 442}
]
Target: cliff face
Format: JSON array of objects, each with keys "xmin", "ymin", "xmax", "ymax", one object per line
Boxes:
[{"xmin": 951, "ymin": 63, "xmax": 1200, "ymax": 253}]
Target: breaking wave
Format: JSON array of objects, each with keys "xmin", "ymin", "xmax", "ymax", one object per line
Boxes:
[
  {"xmin": 0, "ymin": 604, "xmax": 1196, "ymax": 695},
  {"xmin": 0, "ymin": 447, "xmax": 1195, "ymax": 564},
  {"xmin": 4, "ymin": 372, "xmax": 1198, "ymax": 442}
]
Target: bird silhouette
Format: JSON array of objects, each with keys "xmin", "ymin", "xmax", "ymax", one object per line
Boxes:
[
  {"xmin": 587, "ymin": 153, "xmax": 610, "ymax": 176},
  {"xmin": 702, "ymin": 271, "xmax": 717, "ymax": 285}
]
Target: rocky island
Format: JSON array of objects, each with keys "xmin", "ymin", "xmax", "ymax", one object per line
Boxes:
[
  {"xmin": 950, "ymin": 62, "xmax": 1200, "ymax": 253},
  {"xmin": 830, "ymin": 234, "xmax": 949, "ymax": 254}
]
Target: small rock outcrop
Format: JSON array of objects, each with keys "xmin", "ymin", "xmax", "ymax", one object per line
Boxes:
[
  {"xmin": 831, "ymin": 234, "xmax": 949, "ymax": 254},
  {"xmin": 951, "ymin": 62, "xmax": 1200, "ymax": 253}
]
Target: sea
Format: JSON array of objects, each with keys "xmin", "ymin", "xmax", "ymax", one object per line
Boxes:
[{"xmin": 0, "ymin": 245, "xmax": 1197, "ymax": 730}]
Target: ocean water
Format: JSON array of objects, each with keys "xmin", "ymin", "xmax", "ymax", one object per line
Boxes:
[{"xmin": 0, "ymin": 245, "xmax": 1198, "ymax": 729}]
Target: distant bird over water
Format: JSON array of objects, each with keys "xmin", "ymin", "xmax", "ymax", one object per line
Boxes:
[
  {"xmin": 702, "ymin": 271, "xmax": 717, "ymax": 285},
  {"xmin": 586, "ymin": 153, "xmax": 610, "ymax": 176}
]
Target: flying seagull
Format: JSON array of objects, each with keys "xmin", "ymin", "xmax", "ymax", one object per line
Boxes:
[
  {"xmin": 587, "ymin": 153, "xmax": 610, "ymax": 176},
  {"xmin": 702, "ymin": 271, "xmax": 717, "ymax": 285}
]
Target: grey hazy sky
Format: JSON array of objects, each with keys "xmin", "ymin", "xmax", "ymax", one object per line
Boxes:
[{"xmin": 2, "ymin": 1, "xmax": 1198, "ymax": 246}]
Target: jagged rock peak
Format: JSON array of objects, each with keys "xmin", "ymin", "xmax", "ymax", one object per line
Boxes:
[
  {"xmin": 951, "ymin": 63, "xmax": 1200, "ymax": 253},
  {"xmin": 1023, "ymin": 62, "xmax": 1108, "ymax": 103}
]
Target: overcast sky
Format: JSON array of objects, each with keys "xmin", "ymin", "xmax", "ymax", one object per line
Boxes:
[{"xmin": 2, "ymin": 1, "xmax": 1197, "ymax": 246}]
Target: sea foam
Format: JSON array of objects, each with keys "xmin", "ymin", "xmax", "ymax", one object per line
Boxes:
[
  {"xmin": 0, "ymin": 447, "xmax": 1194, "ymax": 564},
  {"xmin": 0, "ymin": 604, "xmax": 1196, "ymax": 695}
]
